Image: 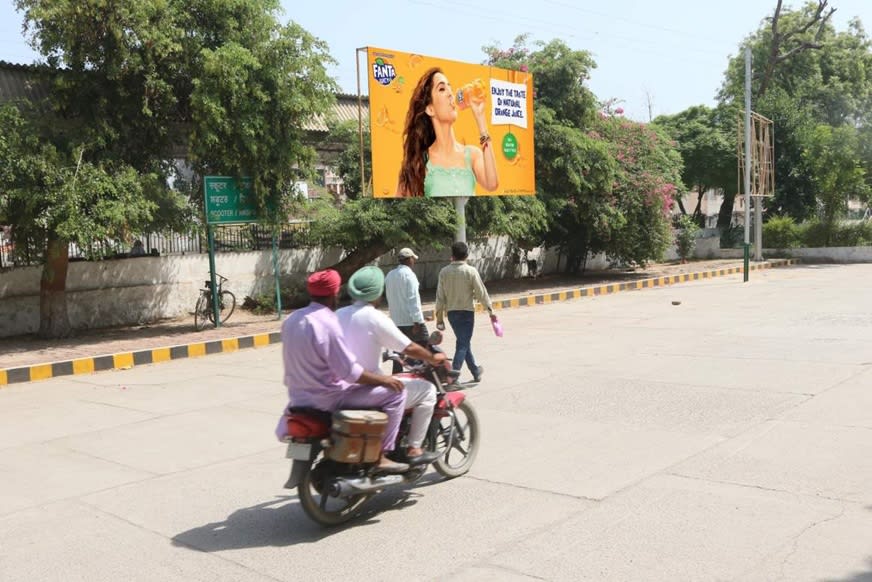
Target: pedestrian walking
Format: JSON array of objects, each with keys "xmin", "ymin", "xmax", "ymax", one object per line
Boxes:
[
  {"xmin": 385, "ymin": 247, "xmax": 429, "ymax": 373},
  {"xmin": 434, "ymin": 241, "xmax": 496, "ymax": 382}
]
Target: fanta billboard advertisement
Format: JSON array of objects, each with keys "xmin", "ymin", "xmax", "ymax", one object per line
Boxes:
[{"xmin": 366, "ymin": 47, "xmax": 535, "ymax": 198}]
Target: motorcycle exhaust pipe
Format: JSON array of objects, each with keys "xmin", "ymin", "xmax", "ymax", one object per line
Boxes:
[{"xmin": 327, "ymin": 474, "xmax": 404, "ymax": 497}]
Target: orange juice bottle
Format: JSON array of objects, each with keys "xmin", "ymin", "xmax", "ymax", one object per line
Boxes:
[{"xmin": 456, "ymin": 79, "xmax": 486, "ymax": 110}]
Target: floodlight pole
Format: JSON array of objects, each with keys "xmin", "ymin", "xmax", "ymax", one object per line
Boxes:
[{"xmin": 743, "ymin": 46, "xmax": 752, "ymax": 281}]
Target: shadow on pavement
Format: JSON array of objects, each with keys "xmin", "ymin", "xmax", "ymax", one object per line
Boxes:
[{"xmin": 171, "ymin": 475, "xmax": 443, "ymax": 550}]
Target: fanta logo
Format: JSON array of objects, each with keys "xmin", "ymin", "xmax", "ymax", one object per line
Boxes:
[{"xmin": 372, "ymin": 57, "xmax": 396, "ymax": 86}]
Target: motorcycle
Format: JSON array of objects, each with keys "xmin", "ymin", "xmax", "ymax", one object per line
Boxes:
[{"xmin": 281, "ymin": 334, "xmax": 480, "ymax": 526}]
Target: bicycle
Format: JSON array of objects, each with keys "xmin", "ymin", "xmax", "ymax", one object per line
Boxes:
[{"xmin": 194, "ymin": 273, "xmax": 237, "ymax": 331}]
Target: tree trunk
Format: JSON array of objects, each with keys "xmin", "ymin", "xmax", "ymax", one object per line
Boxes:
[
  {"xmin": 692, "ymin": 191, "xmax": 703, "ymax": 220},
  {"xmin": 717, "ymin": 191, "xmax": 737, "ymax": 230},
  {"xmin": 38, "ymin": 235, "xmax": 72, "ymax": 339},
  {"xmin": 328, "ymin": 241, "xmax": 392, "ymax": 282}
]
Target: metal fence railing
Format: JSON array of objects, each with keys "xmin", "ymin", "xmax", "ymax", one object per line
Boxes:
[{"xmin": 0, "ymin": 222, "xmax": 315, "ymax": 270}]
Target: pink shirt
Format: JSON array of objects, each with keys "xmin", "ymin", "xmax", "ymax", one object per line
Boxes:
[{"xmin": 279, "ymin": 302, "xmax": 364, "ymax": 414}]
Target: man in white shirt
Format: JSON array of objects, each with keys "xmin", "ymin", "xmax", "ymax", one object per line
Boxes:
[
  {"xmin": 337, "ymin": 265, "xmax": 444, "ymax": 465},
  {"xmin": 384, "ymin": 247, "xmax": 429, "ymax": 373}
]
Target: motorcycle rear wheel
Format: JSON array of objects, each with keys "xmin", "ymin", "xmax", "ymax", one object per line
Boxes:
[
  {"xmin": 430, "ymin": 400, "xmax": 480, "ymax": 478},
  {"xmin": 297, "ymin": 460, "xmax": 371, "ymax": 526}
]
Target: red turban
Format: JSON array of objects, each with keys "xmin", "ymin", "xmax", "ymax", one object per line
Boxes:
[{"xmin": 307, "ymin": 269, "xmax": 341, "ymax": 297}]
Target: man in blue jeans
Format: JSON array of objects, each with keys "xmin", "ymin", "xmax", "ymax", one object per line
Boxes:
[{"xmin": 434, "ymin": 241, "xmax": 496, "ymax": 382}]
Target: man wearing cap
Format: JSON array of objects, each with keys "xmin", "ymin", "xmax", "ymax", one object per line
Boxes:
[
  {"xmin": 275, "ymin": 269, "xmax": 409, "ymax": 474},
  {"xmin": 338, "ymin": 266, "xmax": 445, "ymax": 466},
  {"xmin": 384, "ymin": 247, "xmax": 428, "ymax": 373}
]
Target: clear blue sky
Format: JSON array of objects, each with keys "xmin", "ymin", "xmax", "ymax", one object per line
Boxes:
[{"xmin": 2, "ymin": 1, "xmax": 870, "ymax": 121}]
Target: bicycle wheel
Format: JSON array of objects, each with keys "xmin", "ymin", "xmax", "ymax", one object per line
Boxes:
[
  {"xmin": 429, "ymin": 400, "xmax": 480, "ymax": 478},
  {"xmin": 193, "ymin": 294, "xmax": 211, "ymax": 331},
  {"xmin": 213, "ymin": 290, "xmax": 236, "ymax": 324}
]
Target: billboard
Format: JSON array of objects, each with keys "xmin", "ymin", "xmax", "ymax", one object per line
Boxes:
[{"xmin": 366, "ymin": 47, "xmax": 535, "ymax": 198}]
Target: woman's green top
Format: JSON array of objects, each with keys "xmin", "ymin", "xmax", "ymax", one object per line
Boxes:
[{"xmin": 424, "ymin": 146, "xmax": 476, "ymax": 198}]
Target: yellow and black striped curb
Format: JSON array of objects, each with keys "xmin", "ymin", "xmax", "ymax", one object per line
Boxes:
[
  {"xmin": 423, "ymin": 259, "xmax": 798, "ymax": 317},
  {"xmin": 0, "ymin": 331, "xmax": 281, "ymax": 387},
  {"xmin": 1, "ymin": 259, "xmax": 796, "ymax": 387}
]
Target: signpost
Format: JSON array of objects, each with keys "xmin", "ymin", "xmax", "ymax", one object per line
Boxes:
[
  {"xmin": 203, "ymin": 176, "xmax": 283, "ymax": 327},
  {"xmin": 204, "ymin": 176, "xmax": 259, "ymax": 224}
]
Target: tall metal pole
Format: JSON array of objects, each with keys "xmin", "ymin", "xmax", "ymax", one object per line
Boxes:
[
  {"xmin": 271, "ymin": 230, "xmax": 282, "ymax": 320},
  {"xmin": 454, "ymin": 196, "xmax": 468, "ymax": 243},
  {"xmin": 207, "ymin": 225, "xmax": 220, "ymax": 328},
  {"xmin": 743, "ymin": 46, "xmax": 752, "ymax": 281},
  {"xmin": 356, "ymin": 47, "xmax": 367, "ymax": 198}
]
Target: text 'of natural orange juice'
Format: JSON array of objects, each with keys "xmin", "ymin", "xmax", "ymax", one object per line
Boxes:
[{"xmin": 455, "ymin": 79, "xmax": 487, "ymax": 110}]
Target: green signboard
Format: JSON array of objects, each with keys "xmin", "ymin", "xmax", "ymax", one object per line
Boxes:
[{"xmin": 204, "ymin": 176, "xmax": 258, "ymax": 224}]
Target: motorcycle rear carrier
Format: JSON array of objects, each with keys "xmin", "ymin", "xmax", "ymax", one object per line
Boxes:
[{"xmin": 326, "ymin": 410, "xmax": 388, "ymax": 464}]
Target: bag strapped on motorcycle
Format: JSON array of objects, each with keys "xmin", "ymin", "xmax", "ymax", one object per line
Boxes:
[{"xmin": 326, "ymin": 410, "xmax": 388, "ymax": 464}]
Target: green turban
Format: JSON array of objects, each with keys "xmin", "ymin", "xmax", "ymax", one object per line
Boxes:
[{"xmin": 347, "ymin": 266, "xmax": 385, "ymax": 303}]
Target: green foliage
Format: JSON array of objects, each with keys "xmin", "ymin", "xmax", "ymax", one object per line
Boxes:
[
  {"xmin": 244, "ymin": 280, "xmax": 309, "ymax": 314},
  {"xmin": 653, "ymin": 105, "xmax": 735, "ymax": 220},
  {"xmin": 594, "ymin": 116, "xmax": 682, "ymax": 266},
  {"xmin": 797, "ymin": 219, "xmax": 872, "ymax": 247},
  {"xmin": 717, "ymin": 8, "xmax": 872, "ymax": 222},
  {"xmin": 483, "ymin": 36, "xmax": 679, "ymax": 271},
  {"xmin": 763, "ymin": 215, "xmax": 800, "ymax": 248},
  {"xmin": 324, "ymin": 121, "xmax": 372, "ymax": 200},
  {"xmin": 803, "ymin": 123, "xmax": 869, "ymax": 235},
  {"xmin": 189, "ymin": 19, "xmax": 337, "ymax": 221},
  {"xmin": 720, "ymin": 224, "xmax": 744, "ymax": 249},
  {"xmin": 309, "ymin": 196, "xmax": 456, "ymax": 254},
  {"xmin": 674, "ymin": 214, "xmax": 700, "ymax": 260},
  {"xmin": 756, "ymin": 87, "xmax": 818, "ymax": 220},
  {"xmin": 0, "ymin": 104, "xmax": 156, "ymax": 258}
]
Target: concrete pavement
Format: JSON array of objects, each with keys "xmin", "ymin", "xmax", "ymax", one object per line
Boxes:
[{"xmin": 1, "ymin": 262, "xmax": 871, "ymax": 581}]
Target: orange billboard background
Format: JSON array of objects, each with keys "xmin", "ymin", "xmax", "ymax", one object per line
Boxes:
[{"xmin": 365, "ymin": 46, "xmax": 535, "ymax": 198}]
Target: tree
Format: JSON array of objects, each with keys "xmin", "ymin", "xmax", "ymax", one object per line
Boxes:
[
  {"xmin": 803, "ymin": 124, "xmax": 869, "ymax": 242},
  {"xmin": 593, "ymin": 116, "xmax": 681, "ymax": 266},
  {"xmin": 9, "ymin": 0, "xmax": 336, "ymax": 336},
  {"xmin": 484, "ymin": 36, "xmax": 679, "ymax": 272},
  {"xmin": 0, "ymin": 104, "xmax": 157, "ymax": 336},
  {"xmin": 718, "ymin": 2, "xmax": 872, "ymax": 222},
  {"xmin": 188, "ymin": 17, "xmax": 337, "ymax": 219},
  {"xmin": 653, "ymin": 105, "xmax": 734, "ymax": 224}
]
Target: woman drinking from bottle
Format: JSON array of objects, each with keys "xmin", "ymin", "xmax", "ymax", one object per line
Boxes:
[{"xmin": 397, "ymin": 68, "xmax": 499, "ymax": 198}]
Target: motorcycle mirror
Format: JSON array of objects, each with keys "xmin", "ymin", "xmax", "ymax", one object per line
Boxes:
[{"xmin": 428, "ymin": 330, "xmax": 443, "ymax": 346}]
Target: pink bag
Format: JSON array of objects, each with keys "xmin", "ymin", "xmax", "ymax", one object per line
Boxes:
[{"xmin": 491, "ymin": 316, "xmax": 504, "ymax": 337}]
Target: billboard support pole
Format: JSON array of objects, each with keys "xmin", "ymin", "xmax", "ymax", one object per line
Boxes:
[
  {"xmin": 454, "ymin": 197, "xmax": 468, "ymax": 243},
  {"xmin": 356, "ymin": 47, "xmax": 367, "ymax": 197}
]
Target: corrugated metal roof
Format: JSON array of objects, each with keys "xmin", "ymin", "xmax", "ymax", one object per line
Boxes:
[
  {"xmin": 305, "ymin": 93, "xmax": 370, "ymax": 132},
  {"xmin": 0, "ymin": 61, "xmax": 370, "ymax": 132},
  {"xmin": 0, "ymin": 61, "xmax": 52, "ymax": 105}
]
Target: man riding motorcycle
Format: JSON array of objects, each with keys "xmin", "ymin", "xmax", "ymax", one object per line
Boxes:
[
  {"xmin": 337, "ymin": 266, "xmax": 445, "ymax": 465},
  {"xmin": 274, "ymin": 269, "xmax": 409, "ymax": 474}
]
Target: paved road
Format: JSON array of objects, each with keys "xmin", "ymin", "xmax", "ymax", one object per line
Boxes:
[{"xmin": 2, "ymin": 264, "xmax": 871, "ymax": 581}]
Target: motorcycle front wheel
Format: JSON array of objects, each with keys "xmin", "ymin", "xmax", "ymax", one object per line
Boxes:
[
  {"xmin": 297, "ymin": 459, "xmax": 371, "ymax": 526},
  {"xmin": 429, "ymin": 400, "xmax": 480, "ymax": 478}
]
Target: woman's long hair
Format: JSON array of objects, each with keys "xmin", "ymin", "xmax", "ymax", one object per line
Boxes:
[{"xmin": 398, "ymin": 67, "xmax": 442, "ymax": 197}]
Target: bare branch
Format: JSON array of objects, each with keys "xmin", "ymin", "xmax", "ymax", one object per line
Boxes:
[{"xmin": 757, "ymin": 0, "xmax": 836, "ymax": 98}]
